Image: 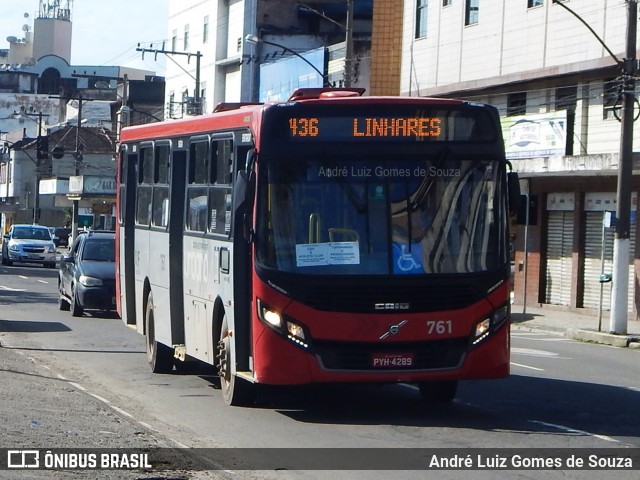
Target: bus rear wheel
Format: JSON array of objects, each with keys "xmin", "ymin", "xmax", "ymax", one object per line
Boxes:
[
  {"xmin": 145, "ymin": 292, "xmax": 174, "ymax": 374},
  {"xmin": 418, "ymin": 380, "xmax": 458, "ymax": 404},
  {"xmin": 216, "ymin": 314, "xmax": 253, "ymax": 406}
]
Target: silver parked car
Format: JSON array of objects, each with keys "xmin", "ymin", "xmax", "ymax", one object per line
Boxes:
[{"xmin": 1, "ymin": 224, "xmax": 58, "ymax": 268}]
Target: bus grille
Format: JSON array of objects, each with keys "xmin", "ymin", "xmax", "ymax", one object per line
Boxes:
[
  {"xmin": 313, "ymin": 338, "xmax": 468, "ymax": 371},
  {"xmin": 298, "ymin": 284, "xmax": 481, "ymax": 313}
]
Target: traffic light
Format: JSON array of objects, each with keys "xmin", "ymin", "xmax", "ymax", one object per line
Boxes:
[{"xmin": 36, "ymin": 135, "xmax": 49, "ymax": 160}]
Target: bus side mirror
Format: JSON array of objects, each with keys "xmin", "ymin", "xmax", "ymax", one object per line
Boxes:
[
  {"xmin": 234, "ymin": 170, "xmax": 254, "ymax": 242},
  {"xmin": 507, "ymin": 171, "xmax": 521, "ymax": 215}
]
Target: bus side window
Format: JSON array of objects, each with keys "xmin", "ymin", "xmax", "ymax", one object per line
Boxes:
[
  {"xmin": 209, "ymin": 139, "xmax": 233, "ymax": 236},
  {"xmin": 187, "ymin": 141, "xmax": 209, "ymax": 232},
  {"xmin": 152, "ymin": 145, "xmax": 170, "ymax": 228},
  {"xmin": 136, "ymin": 186, "xmax": 152, "ymax": 225},
  {"xmin": 139, "ymin": 147, "xmax": 154, "ymax": 184}
]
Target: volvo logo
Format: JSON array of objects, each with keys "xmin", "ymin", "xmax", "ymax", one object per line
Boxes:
[{"xmin": 380, "ymin": 320, "xmax": 408, "ymax": 340}]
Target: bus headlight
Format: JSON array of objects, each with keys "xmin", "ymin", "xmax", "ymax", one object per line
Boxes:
[
  {"xmin": 472, "ymin": 304, "xmax": 509, "ymax": 346},
  {"xmin": 257, "ymin": 299, "xmax": 310, "ymax": 349},
  {"xmin": 257, "ymin": 300, "xmax": 282, "ymax": 328},
  {"xmin": 287, "ymin": 321, "xmax": 305, "ymax": 339}
]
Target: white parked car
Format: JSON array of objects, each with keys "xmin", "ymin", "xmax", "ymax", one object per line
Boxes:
[{"xmin": 1, "ymin": 224, "xmax": 58, "ymax": 268}]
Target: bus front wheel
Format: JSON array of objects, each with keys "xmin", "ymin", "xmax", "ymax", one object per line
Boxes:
[
  {"xmin": 216, "ymin": 314, "xmax": 253, "ymax": 406},
  {"xmin": 418, "ymin": 380, "xmax": 458, "ymax": 404},
  {"xmin": 145, "ymin": 292, "xmax": 174, "ymax": 374}
]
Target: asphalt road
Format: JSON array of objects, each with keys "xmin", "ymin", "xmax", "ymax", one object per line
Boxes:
[{"xmin": 1, "ymin": 263, "xmax": 639, "ymax": 479}]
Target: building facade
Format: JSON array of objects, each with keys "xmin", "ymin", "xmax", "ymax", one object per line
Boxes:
[
  {"xmin": 164, "ymin": 0, "xmax": 372, "ymax": 113},
  {"xmin": 393, "ymin": 0, "xmax": 640, "ymax": 320},
  {"xmin": 0, "ymin": 0, "xmax": 164, "ymax": 235}
]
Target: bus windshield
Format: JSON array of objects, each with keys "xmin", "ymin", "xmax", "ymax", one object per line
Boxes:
[{"xmin": 256, "ymin": 155, "xmax": 507, "ymax": 275}]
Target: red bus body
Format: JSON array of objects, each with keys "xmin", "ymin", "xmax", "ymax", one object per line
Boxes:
[{"xmin": 116, "ymin": 88, "xmax": 512, "ymax": 405}]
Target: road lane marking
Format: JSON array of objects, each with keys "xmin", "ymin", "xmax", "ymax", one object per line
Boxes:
[
  {"xmin": 37, "ymin": 280, "xmax": 47, "ymax": 284},
  {"xmin": 0, "ymin": 285, "xmax": 27, "ymax": 291},
  {"xmin": 531, "ymin": 420, "xmax": 619, "ymax": 444},
  {"xmin": 510, "ymin": 362, "xmax": 544, "ymax": 371},
  {"xmin": 88, "ymin": 393, "xmax": 111, "ymax": 404},
  {"xmin": 512, "ymin": 335, "xmax": 570, "ymax": 342},
  {"xmin": 110, "ymin": 405, "xmax": 134, "ymax": 418},
  {"xmin": 511, "ymin": 347, "xmax": 559, "ymax": 357}
]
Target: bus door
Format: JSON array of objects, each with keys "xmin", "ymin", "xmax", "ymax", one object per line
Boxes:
[
  {"xmin": 118, "ymin": 146, "xmax": 138, "ymax": 326},
  {"xmin": 168, "ymin": 148, "xmax": 187, "ymax": 345}
]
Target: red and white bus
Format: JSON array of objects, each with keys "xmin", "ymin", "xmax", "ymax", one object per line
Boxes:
[{"xmin": 116, "ymin": 88, "xmax": 519, "ymax": 406}]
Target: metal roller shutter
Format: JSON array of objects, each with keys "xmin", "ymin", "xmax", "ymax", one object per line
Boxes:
[
  {"xmin": 545, "ymin": 211, "xmax": 574, "ymax": 306},
  {"xmin": 582, "ymin": 211, "xmax": 635, "ymax": 314}
]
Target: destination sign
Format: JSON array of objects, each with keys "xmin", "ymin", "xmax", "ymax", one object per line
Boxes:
[{"xmin": 289, "ymin": 117, "xmax": 443, "ymax": 140}]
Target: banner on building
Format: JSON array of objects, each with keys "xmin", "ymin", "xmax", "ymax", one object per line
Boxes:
[{"xmin": 501, "ymin": 111, "xmax": 567, "ymax": 159}]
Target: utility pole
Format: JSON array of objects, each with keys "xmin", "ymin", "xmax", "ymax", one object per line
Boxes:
[
  {"xmin": 137, "ymin": 44, "xmax": 202, "ymax": 115},
  {"xmin": 71, "ymin": 94, "xmax": 83, "ymax": 244},
  {"xmin": 610, "ymin": 0, "xmax": 637, "ymax": 335},
  {"xmin": 344, "ymin": 0, "xmax": 355, "ymax": 87},
  {"xmin": 17, "ymin": 111, "xmax": 49, "ymax": 225},
  {"xmin": 553, "ymin": 0, "xmax": 637, "ymax": 335}
]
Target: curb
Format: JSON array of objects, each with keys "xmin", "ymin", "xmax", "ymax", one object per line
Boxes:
[{"xmin": 566, "ymin": 328, "xmax": 640, "ymax": 348}]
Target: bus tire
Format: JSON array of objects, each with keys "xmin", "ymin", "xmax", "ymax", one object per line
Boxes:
[
  {"xmin": 418, "ymin": 380, "xmax": 458, "ymax": 404},
  {"xmin": 145, "ymin": 291, "xmax": 174, "ymax": 374},
  {"xmin": 217, "ymin": 313, "xmax": 253, "ymax": 406}
]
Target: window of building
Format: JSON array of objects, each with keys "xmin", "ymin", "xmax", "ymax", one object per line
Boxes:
[
  {"xmin": 465, "ymin": 0, "xmax": 479, "ymax": 25},
  {"xmin": 171, "ymin": 30, "xmax": 177, "ymax": 51},
  {"xmin": 528, "ymin": 0, "xmax": 543, "ymax": 7},
  {"xmin": 203, "ymin": 16, "xmax": 209, "ymax": 44},
  {"xmin": 416, "ymin": 0, "xmax": 428, "ymax": 38},
  {"xmin": 507, "ymin": 92, "xmax": 527, "ymax": 116},
  {"xmin": 555, "ymin": 86, "xmax": 577, "ymax": 110},
  {"xmin": 443, "ymin": 0, "xmax": 451, "ymax": 6},
  {"xmin": 184, "ymin": 24, "xmax": 190, "ymax": 51},
  {"xmin": 603, "ymin": 79, "xmax": 620, "ymax": 120}
]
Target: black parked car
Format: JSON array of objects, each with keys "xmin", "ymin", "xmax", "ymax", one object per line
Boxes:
[
  {"xmin": 58, "ymin": 231, "xmax": 117, "ymax": 317},
  {"xmin": 50, "ymin": 227, "xmax": 72, "ymax": 247}
]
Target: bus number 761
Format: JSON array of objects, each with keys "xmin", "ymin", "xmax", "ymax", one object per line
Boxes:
[{"xmin": 427, "ymin": 320, "xmax": 452, "ymax": 335}]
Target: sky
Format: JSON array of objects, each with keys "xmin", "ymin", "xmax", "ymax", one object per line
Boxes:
[{"xmin": 0, "ymin": 0, "xmax": 169, "ymax": 74}]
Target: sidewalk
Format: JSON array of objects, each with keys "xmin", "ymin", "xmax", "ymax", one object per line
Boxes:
[{"xmin": 511, "ymin": 304, "xmax": 640, "ymax": 349}]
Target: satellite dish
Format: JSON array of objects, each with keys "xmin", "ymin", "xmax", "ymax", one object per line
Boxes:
[
  {"xmin": 22, "ymin": 24, "xmax": 30, "ymax": 32},
  {"xmin": 6, "ymin": 36, "xmax": 17, "ymax": 43},
  {"xmin": 24, "ymin": 12, "xmax": 30, "ymax": 18}
]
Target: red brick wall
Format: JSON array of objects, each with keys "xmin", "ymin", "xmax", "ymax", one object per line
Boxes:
[{"xmin": 370, "ymin": 0, "xmax": 403, "ymax": 96}]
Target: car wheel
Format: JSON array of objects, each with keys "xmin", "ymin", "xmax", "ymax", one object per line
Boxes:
[
  {"xmin": 58, "ymin": 281, "xmax": 70, "ymax": 311},
  {"xmin": 70, "ymin": 286, "xmax": 84, "ymax": 317}
]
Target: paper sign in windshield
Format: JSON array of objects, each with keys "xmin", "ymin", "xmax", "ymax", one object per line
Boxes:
[{"xmin": 296, "ymin": 242, "xmax": 360, "ymax": 267}]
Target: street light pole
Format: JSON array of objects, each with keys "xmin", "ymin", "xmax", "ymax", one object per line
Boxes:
[{"xmin": 244, "ymin": 34, "xmax": 329, "ymax": 87}]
